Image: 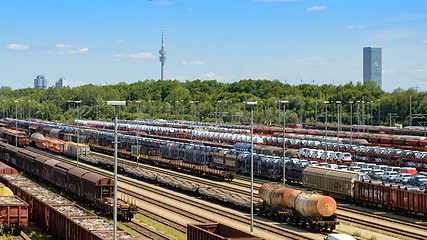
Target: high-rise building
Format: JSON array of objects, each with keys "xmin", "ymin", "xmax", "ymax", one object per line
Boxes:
[
  {"xmin": 55, "ymin": 77, "xmax": 68, "ymax": 88},
  {"xmin": 34, "ymin": 75, "xmax": 47, "ymax": 89},
  {"xmin": 363, "ymin": 47, "xmax": 382, "ymax": 89}
]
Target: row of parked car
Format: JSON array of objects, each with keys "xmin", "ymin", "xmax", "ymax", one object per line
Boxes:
[
  {"xmin": 296, "ymin": 148, "xmax": 353, "ymax": 163},
  {"xmin": 347, "ymin": 162, "xmax": 427, "ymax": 187},
  {"xmin": 355, "ymin": 146, "xmax": 427, "ymax": 160}
]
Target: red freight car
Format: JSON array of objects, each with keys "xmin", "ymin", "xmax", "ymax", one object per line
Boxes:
[
  {"xmin": 0, "ymin": 165, "xmax": 18, "ymax": 174},
  {"xmin": 0, "ymin": 196, "xmax": 29, "ymax": 232},
  {"xmin": 49, "ymin": 204, "xmax": 96, "ymax": 239},
  {"xmin": 392, "ymin": 187, "xmax": 427, "ymax": 214},
  {"xmin": 33, "ymin": 156, "xmax": 50, "ymax": 177},
  {"xmin": 187, "ymin": 223, "xmax": 263, "ymax": 240},
  {"xmin": 354, "ymin": 180, "xmax": 427, "ymax": 215}
]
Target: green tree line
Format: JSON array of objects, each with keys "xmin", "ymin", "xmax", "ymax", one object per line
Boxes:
[{"xmin": 0, "ymin": 79, "xmax": 425, "ymax": 127}]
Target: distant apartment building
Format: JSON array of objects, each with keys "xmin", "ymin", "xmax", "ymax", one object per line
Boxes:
[
  {"xmin": 55, "ymin": 77, "xmax": 68, "ymax": 88},
  {"xmin": 363, "ymin": 47, "xmax": 382, "ymax": 89},
  {"xmin": 34, "ymin": 75, "xmax": 47, "ymax": 89}
]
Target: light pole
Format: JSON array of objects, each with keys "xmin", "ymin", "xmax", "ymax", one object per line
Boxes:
[
  {"xmin": 349, "ymin": 101, "xmax": 353, "ymax": 145},
  {"xmin": 267, "ymin": 100, "xmax": 270, "ymax": 126},
  {"xmin": 28, "ymin": 100, "xmax": 31, "ymax": 119},
  {"xmin": 180, "ymin": 100, "xmax": 183, "ymax": 121},
  {"xmin": 281, "ymin": 100, "xmax": 289, "ymax": 184},
  {"xmin": 243, "ymin": 102, "xmax": 246, "ymax": 123},
  {"xmin": 231, "ymin": 101, "xmax": 234, "ymax": 124},
  {"xmin": 15, "ymin": 100, "xmax": 19, "ymax": 147},
  {"xmin": 135, "ymin": 100, "xmax": 141, "ymax": 167},
  {"xmin": 190, "ymin": 101, "xmax": 194, "ymax": 143},
  {"xmin": 246, "ymin": 101, "xmax": 257, "ymax": 235},
  {"xmin": 324, "ymin": 101, "xmax": 329, "ymax": 160},
  {"xmin": 68, "ymin": 101, "xmax": 82, "ymax": 167},
  {"xmin": 2, "ymin": 100, "xmax": 5, "ymax": 120},
  {"xmin": 378, "ymin": 99, "xmax": 381, "ymax": 126},
  {"xmin": 370, "ymin": 101, "xmax": 373, "ymax": 126},
  {"xmin": 106, "ymin": 101, "xmax": 126, "ymax": 240},
  {"xmin": 217, "ymin": 101, "xmax": 221, "ymax": 124},
  {"xmin": 336, "ymin": 101, "xmax": 341, "ymax": 151},
  {"xmin": 357, "ymin": 100, "xmax": 361, "ymax": 139},
  {"xmin": 315, "ymin": 97, "xmax": 318, "ymax": 126}
]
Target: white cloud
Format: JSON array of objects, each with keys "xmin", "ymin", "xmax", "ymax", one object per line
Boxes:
[
  {"xmin": 69, "ymin": 48, "xmax": 89, "ymax": 54},
  {"xmin": 56, "ymin": 44, "xmax": 71, "ymax": 49},
  {"xmin": 390, "ymin": 13, "xmax": 427, "ymax": 22},
  {"xmin": 410, "ymin": 69, "xmax": 427, "ymax": 74},
  {"xmin": 5, "ymin": 44, "xmax": 29, "ymax": 50},
  {"xmin": 383, "ymin": 69, "xmax": 396, "ymax": 75},
  {"xmin": 205, "ymin": 72, "xmax": 216, "ymax": 78},
  {"xmin": 153, "ymin": 1, "xmax": 173, "ymax": 5},
  {"xmin": 187, "ymin": 8, "xmax": 193, "ymax": 11},
  {"xmin": 422, "ymin": 40, "xmax": 427, "ymax": 44},
  {"xmin": 128, "ymin": 52, "xmax": 156, "ymax": 60},
  {"xmin": 181, "ymin": 60, "xmax": 204, "ymax": 65},
  {"xmin": 347, "ymin": 25, "xmax": 355, "ymax": 30},
  {"xmin": 306, "ymin": 6, "xmax": 327, "ymax": 12},
  {"xmin": 117, "ymin": 40, "xmax": 126, "ymax": 43},
  {"xmin": 302, "ymin": 60, "xmax": 326, "ymax": 66}
]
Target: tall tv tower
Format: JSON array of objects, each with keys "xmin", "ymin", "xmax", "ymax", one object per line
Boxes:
[{"xmin": 159, "ymin": 25, "xmax": 167, "ymax": 80}]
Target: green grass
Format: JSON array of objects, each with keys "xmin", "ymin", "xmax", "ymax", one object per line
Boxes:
[{"xmin": 134, "ymin": 213, "xmax": 186, "ymax": 240}]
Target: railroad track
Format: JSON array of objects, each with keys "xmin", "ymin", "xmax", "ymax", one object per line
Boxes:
[
  {"xmin": 137, "ymin": 208, "xmax": 187, "ymax": 234},
  {"xmin": 338, "ymin": 206, "xmax": 427, "ymax": 240},
  {"xmin": 124, "ymin": 220, "xmax": 170, "ymax": 240},
  {"xmin": 28, "ymin": 147, "xmax": 318, "ymax": 240},
  {"xmin": 90, "ymin": 149, "xmax": 427, "ymax": 240}
]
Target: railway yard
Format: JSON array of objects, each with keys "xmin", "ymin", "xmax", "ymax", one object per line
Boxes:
[{"xmin": 0, "ymin": 118, "xmax": 427, "ymax": 239}]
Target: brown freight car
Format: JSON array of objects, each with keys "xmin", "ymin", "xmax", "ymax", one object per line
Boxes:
[
  {"xmin": 80, "ymin": 172, "xmax": 113, "ymax": 202},
  {"xmin": 52, "ymin": 162, "xmax": 75, "ymax": 189},
  {"xmin": 187, "ymin": 222, "xmax": 263, "ymax": 240},
  {"xmin": 49, "ymin": 204, "xmax": 96, "ymax": 239},
  {"xmin": 67, "ymin": 168, "xmax": 90, "ymax": 196},
  {"xmin": 354, "ymin": 180, "xmax": 427, "ymax": 215},
  {"xmin": 42, "ymin": 159, "xmax": 61, "ymax": 183},
  {"xmin": 0, "ymin": 196, "xmax": 29, "ymax": 232}
]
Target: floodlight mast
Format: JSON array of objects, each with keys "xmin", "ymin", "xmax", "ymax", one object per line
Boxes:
[{"xmin": 106, "ymin": 101, "xmax": 126, "ymax": 240}]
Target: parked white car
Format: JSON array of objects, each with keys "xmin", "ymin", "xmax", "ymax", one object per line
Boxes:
[
  {"xmin": 381, "ymin": 171, "xmax": 399, "ymax": 181},
  {"xmin": 394, "ymin": 173, "xmax": 412, "ymax": 183},
  {"xmin": 337, "ymin": 152, "xmax": 352, "ymax": 163}
]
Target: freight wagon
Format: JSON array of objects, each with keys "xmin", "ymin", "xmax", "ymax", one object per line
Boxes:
[
  {"xmin": 0, "ymin": 141, "xmax": 136, "ymax": 221},
  {"xmin": 0, "ymin": 128, "xmax": 29, "ymax": 147},
  {"xmin": 0, "ymin": 195, "xmax": 28, "ymax": 233},
  {"xmin": 0, "ymin": 169, "xmax": 144, "ymax": 240}
]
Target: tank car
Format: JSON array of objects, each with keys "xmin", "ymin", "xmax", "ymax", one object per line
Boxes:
[{"xmin": 258, "ymin": 183, "xmax": 337, "ymax": 232}]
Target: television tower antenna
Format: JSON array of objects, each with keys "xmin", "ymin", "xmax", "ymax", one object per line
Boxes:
[{"xmin": 159, "ymin": 25, "xmax": 167, "ymax": 80}]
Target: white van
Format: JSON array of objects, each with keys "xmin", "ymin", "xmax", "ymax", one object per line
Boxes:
[{"xmin": 324, "ymin": 234, "xmax": 356, "ymax": 240}]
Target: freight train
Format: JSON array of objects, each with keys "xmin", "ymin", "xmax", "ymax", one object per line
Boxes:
[
  {"xmin": 0, "ymin": 141, "xmax": 137, "ymax": 221},
  {"xmin": 288, "ymin": 165, "xmax": 427, "ymax": 216},
  {"xmin": 0, "ymin": 163, "xmax": 144, "ymax": 240}
]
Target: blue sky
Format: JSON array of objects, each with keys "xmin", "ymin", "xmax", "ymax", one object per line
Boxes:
[{"xmin": 1, "ymin": 0, "xmax": 427, "ymax": 92}]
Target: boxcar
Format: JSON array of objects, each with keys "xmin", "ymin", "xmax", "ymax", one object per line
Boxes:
[
  {"xmin": 42, "ymin": 159, "xmax": 61, "ymax": 183},
  {"xmin": 302, "ymin": 166, "xmax": 370, "ymax": 199},
  {"xmin": 80, "ymin": 172, "xmax": 113, "ymax": 202},
  {"xmin": 33, "ymin": 156, "xmax": 50, "ymax": 178},
  {"xmin": 67, "ymin": 168, "xmax": 90, "ymax": 196},
  {"xmin": 53, "ymin": 162, "xmax": 75, "ymax": 189}
]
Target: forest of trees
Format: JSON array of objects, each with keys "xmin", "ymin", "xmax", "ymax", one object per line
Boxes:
[{"xmin": 0, "ymin": 79, "xmax": 425, "ymax": 127}]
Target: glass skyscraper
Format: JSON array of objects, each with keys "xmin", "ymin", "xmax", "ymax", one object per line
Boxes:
[{"xmin": 363, "ymin": 47, "xmax": 382, "ymax": 89}]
